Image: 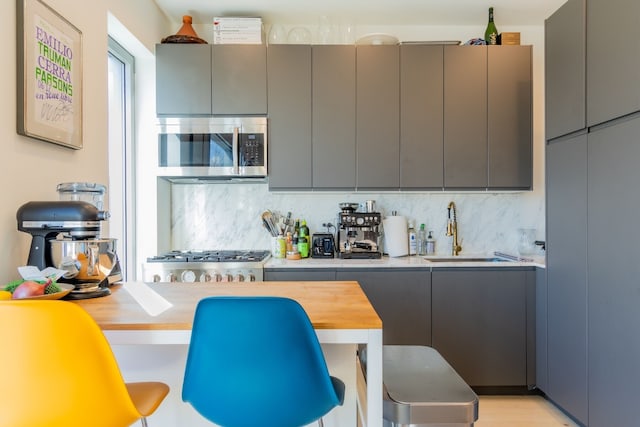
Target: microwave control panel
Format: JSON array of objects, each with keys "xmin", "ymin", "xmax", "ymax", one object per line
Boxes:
[{"xmin": 239, "ymin": 133, "xmax": 265, "ymax": 166}]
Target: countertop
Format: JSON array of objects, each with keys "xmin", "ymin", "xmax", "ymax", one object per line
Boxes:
[
  {"xmin": 265, "ymin": 253, "xmax": 546, "ymax": 269},
  {"xmin": 72, "ymin": 281, "xmax": 382, "ymax": 331}
]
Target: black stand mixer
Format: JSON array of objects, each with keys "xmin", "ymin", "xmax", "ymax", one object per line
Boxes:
[{"xmin": 16, "ymin": 201, "xmax": 122, "ymax": 299}]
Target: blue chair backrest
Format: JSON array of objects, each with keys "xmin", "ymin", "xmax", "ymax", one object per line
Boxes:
[{"xmin": 182, "ymin": 296, "xmax": 341, "ymax": 427}]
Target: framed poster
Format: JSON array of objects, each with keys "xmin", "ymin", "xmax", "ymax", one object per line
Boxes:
[{"xmin": 17, "ymin": 0, "xmax": 83, "ymax": 149}]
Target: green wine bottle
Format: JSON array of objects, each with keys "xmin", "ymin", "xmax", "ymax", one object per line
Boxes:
[{"xmin": 485, "ymin": 7, "xmax": 498, "ymax": 45}]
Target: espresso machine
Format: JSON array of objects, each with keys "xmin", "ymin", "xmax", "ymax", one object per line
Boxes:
[
  {"xmin": 336, "ymin": 203, "xmax": 382, "ymax": 259},
  {"xmin": 16, "ymin": 200, "xmax": 122, "ymax": 299}
]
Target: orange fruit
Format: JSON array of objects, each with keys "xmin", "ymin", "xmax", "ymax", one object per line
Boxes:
[{"xmin": 0, "ymin": 290, "xmax": 12, "ymax": 300}]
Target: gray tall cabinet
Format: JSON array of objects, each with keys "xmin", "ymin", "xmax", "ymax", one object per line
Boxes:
[
  {"xmin": 545, "ymin": 0, "xmax": 640, "ymax": 424},
  {"xmin": 586, "ymin": 0, "xmax": 640, "ymax": 126},
  {"xmin": 587, "ymin": 116, "xmax": 640, "ymax": 427},
  {"xmin": 545, "ymin": 132, "xmax": 588, "ymax": 425}
]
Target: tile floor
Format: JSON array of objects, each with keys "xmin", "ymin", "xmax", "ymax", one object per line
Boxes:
[{"xmin": 475, "ymin": 395, "xmax": 580, "ymax": 427}]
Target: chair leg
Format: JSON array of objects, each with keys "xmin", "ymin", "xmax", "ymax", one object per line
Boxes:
[
  {"xmin": 318, "ymin": 417, "xmax": 324, "ymax": 427},
  {"xmin": 140, "ymin": 417, "xmax": 149, "ymax": 427}
]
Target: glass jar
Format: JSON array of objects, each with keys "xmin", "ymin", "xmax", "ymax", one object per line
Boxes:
[{"xmin": 57, "ymin": 182, "xmax": 106, "ymax": 210}]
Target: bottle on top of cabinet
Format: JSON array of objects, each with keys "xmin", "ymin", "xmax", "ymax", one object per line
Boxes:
[{"xmin": 485, "ymin": 7, "xmax": 499, "ymax": 45}]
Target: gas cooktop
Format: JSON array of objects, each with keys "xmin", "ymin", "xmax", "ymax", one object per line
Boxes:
[{"xmin": 147, "ymin": 250, "xmax": 270, "ymax": 263}]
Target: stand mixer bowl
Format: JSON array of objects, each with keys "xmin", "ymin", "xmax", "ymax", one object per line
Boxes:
[{"xmin": 50, "ymin": 238, "xmax": 122, "ymax": 289}]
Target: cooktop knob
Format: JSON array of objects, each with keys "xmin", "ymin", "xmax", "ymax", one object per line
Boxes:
[
  {"xmin": 223, "ymin": 273, "xmax": 233, "ymax": 282},
  {"xmin": 200, "ymin": 273, "xmax": 212, "ymax": 282},
  {"xmin": 233, "ymin": 274, "xmax": 245, "ymax": 282},
  {"xmin": 212, "ymin": 273, "xmax": 222, "ymax": 282},
  {"xmin": 152, "ymin": 274, "xmax": 161, "ymax": 283},
  {"xmin": 167, "ymin": 273, "xmax": 177, "ymax": 283},
  {"xmin": 181, "ymin": 270, "xmax": 196, "ymax": 283},
  {"xmin": 247, "ymin": 273, "xmax": 256, "ymax": 282}
]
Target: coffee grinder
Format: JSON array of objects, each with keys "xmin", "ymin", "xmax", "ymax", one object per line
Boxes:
[
  {"xmin": 16, "ymin": 200, "xmax": 122, "ymax": 299},
  {"xmin": 336, "ymin": 202, "xmax": 382, "ymax": 259}
]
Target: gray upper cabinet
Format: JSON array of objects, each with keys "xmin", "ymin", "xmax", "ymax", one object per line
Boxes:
[
  {"xmin": 212, "ymin": 45, "xmax": 267, "ymax": 115},
  {"xmin": 157, "ymin": 44, "xmax": 532, "ymax": 190},
  {"xmin": 587, "ymin": 115, "xmax": 640, "ymax": 427},
  {"xmin": 156, "ymin": 44, "xmax": 267, "ymax": 116},
  {"xmin": 545, "ymin": 132, "xmax": 588, "ymax": 425},
  {"xmin": 587, "ymin": 0, "xmax": 640, "ymax": 127},
  {"xmin": 545, "ymin": 0, "xmax": 586, "ymax": 140},
  {"xmin": 312, "ymin": 46, "xmax": 356, "ymax": 190},
  {"xmin": 267, "ymin": 45, "xmax": 312, "ymax": 190},
  {"xmin": 488, "ymin": 46, "xmax": 532, "ymax": 190},
  {"xmin": 444, "ymin": 46, "xmax": 487, "ymax": 189},
  {"xmin": 400, "ymin": 45, "xmax": 444, "ymax": 190},
  {"xmin": 356, "ymin": 46, "xmax": 400, "ymax": 190},
  {"xmin": 156, "ymin": 44, "xmax": 212, "ymax": 116}
]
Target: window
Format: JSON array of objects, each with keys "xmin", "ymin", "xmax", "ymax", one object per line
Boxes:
[{"xmin": 108, "ymin": 37, "xmax": 135, "ymax": 280}]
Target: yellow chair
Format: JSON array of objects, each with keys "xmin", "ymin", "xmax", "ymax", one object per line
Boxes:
[{"xmin": 0, "ymin": 300, "xmax": 169, "ymax": 427}]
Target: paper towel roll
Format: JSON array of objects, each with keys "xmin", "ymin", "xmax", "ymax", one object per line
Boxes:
[{"xmin": 383, "ymin": 216, "xmax": 409, "ymax": 257}]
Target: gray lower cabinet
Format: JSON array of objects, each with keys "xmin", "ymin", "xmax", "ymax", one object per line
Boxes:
[
  {"xmin": 156, "ymin": 44, "xmax": 267, "ymax": 116},
  {"xmin": 264, "ymin": 269, "xmax": 335, "ymax": 282},
  {"xmin": 267, "ymin": 45, "xmax": 312, "ymax": 190},
  {"xmin": 545, "ymin": 132, "xmax": 588, "ymax": 425},
  {"xmin": 444, "ymin": 46, "xmax": 487, "ymax": 189},
  {"xmin": 545, "ymin": 0, "xmax": 586, "ymax": 140},
  {"xmin": 587, "ymin": 0, "xmax": 640, "ymax": 126},
  {"xmin": 399, "ymin": 44, "xmax": 444, "ymax": 189},
  {"xmin": 312, "ymin": 46, "xmax": 356, "ymax": 190},
  {"xmin": 488, "ymin": 45, "xmax": 532, "ymax": 190},
  {"xmin": 431, "ymin": 268, "xmax": 533, "ymax": 387},
  {"xmin": 335, "ymin": 269, "xmax": 431, "ymax": 346},
  {"xmin": 587, "ymin": 114, "xmax": 640, "ymax": 427},
  {"xmin": 356, "ymin": 46, "xmax": 400, "ymax": 190},
  {"xmin": 156, "ymin": 44, "xmax": 212, "ymax": 115}
]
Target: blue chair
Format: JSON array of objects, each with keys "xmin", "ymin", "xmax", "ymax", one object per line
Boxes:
[{"xmin": 182, "ymin": 296, "xmax": 345, "ymax": 427}]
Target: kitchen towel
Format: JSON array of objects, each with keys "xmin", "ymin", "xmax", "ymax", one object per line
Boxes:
[{"xmin": 383, "ymin": 216, "xmax": 409, "ymax": 257}]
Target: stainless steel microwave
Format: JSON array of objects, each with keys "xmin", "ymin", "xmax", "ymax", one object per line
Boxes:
[{"xmin": 157, "ymin": 117, "xmax": 267, "ymax": 178}]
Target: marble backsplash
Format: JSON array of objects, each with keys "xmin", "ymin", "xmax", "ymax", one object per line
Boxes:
[{"xmin": 169, "ymin": 182, "xmax": 545, "ymax": 257}]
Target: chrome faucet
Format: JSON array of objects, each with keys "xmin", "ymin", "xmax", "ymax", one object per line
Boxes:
[{"xmin": 446, "ymin": 201, "xmax": 462, "ymax": 256}]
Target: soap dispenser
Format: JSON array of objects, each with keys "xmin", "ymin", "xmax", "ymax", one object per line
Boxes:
[{"xmin": 426, "ymin": 231, "xmax": 436, "ymax": 255}]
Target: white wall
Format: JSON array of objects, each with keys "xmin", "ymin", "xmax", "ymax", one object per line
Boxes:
[
  {"xmin": 0, "ymin": 0, "xmax": 170, "ymax": 283},
  {"xmin": 163, "ymin": 24, "xmax": 547, "ymax": 258}
]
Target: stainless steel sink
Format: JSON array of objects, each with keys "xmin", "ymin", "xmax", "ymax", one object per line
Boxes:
[{"xmin": 424, "ymin": 257, "xmax": 513, "ymax": 262}]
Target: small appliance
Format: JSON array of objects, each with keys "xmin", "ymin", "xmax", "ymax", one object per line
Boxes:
[
  {"xmin": 311, "ymin": 233, "xmax": 335, "ymax": 258},
  {"xmin": 157, "ymin": 117, "xmax": 267, "ymax": 180},
  {"xmin": 336, "ymin": 203, "xmax": 382, "ymax": 259},
  {"xmin": 16, "ymin": 200, "xmax": 122, "ymax": 299},
  {"xmin": 143, "ymin": 250, "xmax": 270, "ymax": 283}
]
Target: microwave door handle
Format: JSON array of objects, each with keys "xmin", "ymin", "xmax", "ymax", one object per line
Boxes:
[{"xmin": 232, "ymin": 126, "xmax": 239, "ymax": 174}]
